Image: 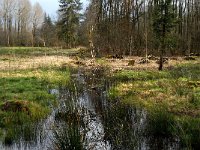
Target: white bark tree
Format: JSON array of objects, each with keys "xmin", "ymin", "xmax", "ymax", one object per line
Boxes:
[
  {"xmin": 1, "ymin": 0, "xmax": 16, "ymax": 46},
  {"xmin": 15, "ymin": 0, "xmax": 32, "ymax": 45},
  {"xmin": 31, "ymin": 2, "xmax": 44, "ymax": 46}
]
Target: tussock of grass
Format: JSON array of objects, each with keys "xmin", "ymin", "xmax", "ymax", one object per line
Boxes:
[
  {"xmin": 53, "ymin": 109, "xmax": 83, "ymax": 150},
  {"xmin": 0, "ymin": 100, "xmax": 49, "ymax": 126},
  {"xmin": 0, "ymin": 82, "xmax": 44, "ymax": 127}
]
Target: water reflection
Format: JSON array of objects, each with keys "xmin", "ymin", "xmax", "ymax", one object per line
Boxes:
[
  {"xmin": 54, "ymin": 71, "xmax": 111, "ymax": 150},
  {"xmin": 0, "ymin": 68, "xmax": 181, "ymax": 149},
  {"xmin": 0, "ymin": 110, "xmax": 56, "ymax": 150}
]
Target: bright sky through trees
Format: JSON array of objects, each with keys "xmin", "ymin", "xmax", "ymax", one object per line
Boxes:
[{"xmin": 30, "ymin": 0, "xmax": 88, "ymax": 16}]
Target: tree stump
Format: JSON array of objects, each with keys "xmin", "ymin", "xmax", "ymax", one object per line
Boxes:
[{"xmin": 128, "ymin": 60, "xmax": 135, "ymax": 66}]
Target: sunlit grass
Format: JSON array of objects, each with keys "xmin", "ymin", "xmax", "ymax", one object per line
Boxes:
[
  {"xmin": 109, "ymin": 63, "xmax": 200, "ymax": 115},
  {"xmin": 109, "ymin": 62, "xmax": 200, "ymax": 148},
  {"xmin": 0, "ymin": 66, "xmax": 71, "ymax": 144}
]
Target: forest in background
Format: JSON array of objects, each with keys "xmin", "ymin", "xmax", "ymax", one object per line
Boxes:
[
  {"xmin": 85, "ymin": 0, "xmax": 200, "ymax": 56},
  {"xmin": 0, "ymin": 0, "xmax": 200, "ymax": 56}
]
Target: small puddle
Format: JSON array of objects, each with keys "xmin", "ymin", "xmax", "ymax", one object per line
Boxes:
[{"xmin": 0, "ymin": 68, "xmax": 181, "ymax": 150}]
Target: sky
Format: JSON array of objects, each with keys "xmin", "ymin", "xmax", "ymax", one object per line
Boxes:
[{"xmin": 30, "ymin": 0, "xmax": 89, "ymax": 17}]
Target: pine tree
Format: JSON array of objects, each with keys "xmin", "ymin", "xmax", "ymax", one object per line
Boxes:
[
  {"xmin": 152, "ymin": 0, "xmax": 176, "ymax": 70},
  {"xmin": 57, "ymin": 0, "xmax": 82, "ymax": 48},
  {"xmin": 41, "ymin": 14, "xmax": 55, "ymax": 46}
]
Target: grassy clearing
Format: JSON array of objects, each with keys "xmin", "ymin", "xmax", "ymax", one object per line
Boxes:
[
  {"xmin": 110, "ymin": 62, "xmax": 200, "ymax": 115},
  {"xmin": 109, "ymin": 61, "xmax": 200, "ymax": 148}
]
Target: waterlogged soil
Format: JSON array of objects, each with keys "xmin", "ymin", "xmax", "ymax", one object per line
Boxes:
[{"xmin": 0, "ymin": 68, "xmax": 182, "ymax": 150}]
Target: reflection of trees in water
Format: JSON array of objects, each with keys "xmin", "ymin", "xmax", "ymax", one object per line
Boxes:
[
  {"xmin": 53, "ymin": 74, "xmax": 106, "ymax": 149},
  {"xmin": 53, "ymin": 69, "xmax": 181, "ymax": 150}
]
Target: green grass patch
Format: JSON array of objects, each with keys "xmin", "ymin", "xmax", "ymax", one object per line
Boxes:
[
  {"xmin": 0, "ymin": 76, "xmax": 53, "ymax": 129},
  {"xmin": 110, "ymin": 63, "xmax": 200, "ymax": 115},
  {"xmin": 113, "ymin": 70, "xmax": 170, "ymax": 81},
  {"xmin": 0, "ymin": 47, "xmax": 80, "ymax": 57},
  {"xmin": 170, "ymin": 62, "xmax": 200, "ymax": 81},
  {"xmin": 0, "ymin": 66, "xmax": 71, "ymax": 143},
  {"xmin": 109, "ymin": 63, "xmax": 200, "ymax": 148}
]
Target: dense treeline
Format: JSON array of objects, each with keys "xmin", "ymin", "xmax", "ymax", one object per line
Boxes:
[
  {"xmin": 0, "ymin": 0, "xmax": 46, "ymax": 46},
  {"xmin": 1, "ymin": 0, "xmax": 200, "ymax": 57},
  {"xmin": 84, "ymin": 0, "xmax": 200, "ymax": 56},
  {"xmin": 0, "ymin": 0, "xmax": 82, "ymax": 47}
]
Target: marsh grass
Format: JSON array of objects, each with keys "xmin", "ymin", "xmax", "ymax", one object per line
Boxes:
[
  {"xmin": 1, "ymin": 112, "xmax": 40, "ymax": 145},
  {"xmin": 175, "ymin": 117, "xmax": 200, "ymax": 149},
  {"xmin": 170, "ymin": 62, "xmax": 200, "ymax": 81},
  {"xmin": 0, "ymin": 47, "xmax": 81, "ymax": 71},
  {"xmin": 53, "ymin": 98, "xmax": 84, "ymax": 150},
  {"xmin": 113, "ymin": 70, "xmax": 170, "ymax": 82},
  {"xmin": 0, "ymin": 47, "xmax": 77, "ymax": 145},
  {"xmin": 0, "ymin": 66, "xmax": 71, "ymax": 114},
  {"xmin": 147, "ymin": 106, "xmax": 176, "ymax": 137},
  {"xmin": 109, "ymin": 62, "xmax": 200, "ymax": 148},
  {"xmin": 103, "ymin": 102, "xmax": 141, "ymax": 149},
  {"xmin": 110, "ymin": 63, "xmax": 200, "ymax": 115},
  {"xmin": 53, "ymin": 110, "xmax": 83, "ymax": 150}
]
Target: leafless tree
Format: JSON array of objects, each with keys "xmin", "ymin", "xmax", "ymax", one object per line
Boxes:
[
  {"xmin": 31, "ymin": 2, "xmax": 44, "ymax": 47},
  {"xmin": 1, "ymin": 0, "xmax": 16, "ymax": 46},
  {"xmin": 15, "ymin": 0, "xmax": 32, "ymax": 45}
]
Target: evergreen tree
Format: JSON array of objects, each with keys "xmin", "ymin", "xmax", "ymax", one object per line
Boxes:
[
  {"xmin": 57, "ymin": 0, "xmax": 82, "ymax": 48},
  {"xmin": 152, "ymin": 0, "xmax": 176, "ymax": 70},
  {"xmin": 41, "ymin": 14, "xmax": 56, "ymax": 46}
]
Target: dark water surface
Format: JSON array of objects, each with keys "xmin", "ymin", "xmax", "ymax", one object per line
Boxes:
[{"xmin": 0, "ymin": 68, "xmax": 181, "ymax": 150}]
